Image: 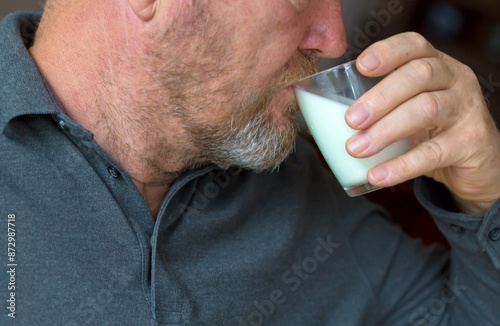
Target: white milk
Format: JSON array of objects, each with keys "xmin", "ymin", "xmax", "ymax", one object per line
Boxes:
[{"xmin": 296, "ymin": 89, "xmax": 409, "ymax": 188}]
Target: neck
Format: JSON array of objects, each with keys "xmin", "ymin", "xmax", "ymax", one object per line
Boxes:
[{"xmin": 28, "ymin": 4, "xmax": 200, "ymax": 218}]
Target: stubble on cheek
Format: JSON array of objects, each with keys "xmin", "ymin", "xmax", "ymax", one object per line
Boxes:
[{"xmin": 139, "ymin": 4, "xmax": 320, "ymax": 171}]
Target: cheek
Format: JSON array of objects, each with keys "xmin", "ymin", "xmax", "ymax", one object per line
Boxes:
[
  {"xmin": 245, "ymin": 19, "xmax": 304, "ymax": 76},
  {"xmin": 214, "ymin": 2, "xmax": 305, "ymax": 88}
]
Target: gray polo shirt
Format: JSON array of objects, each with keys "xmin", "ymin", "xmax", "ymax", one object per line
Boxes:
[{"xmin": 1, "ymin": 12, "xmax": 499, "ymax": 326}]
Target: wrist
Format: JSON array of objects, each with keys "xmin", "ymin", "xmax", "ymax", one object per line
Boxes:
[{"xmin": 450, "ymin": 192, "xmax": 499, "ymax": 216}]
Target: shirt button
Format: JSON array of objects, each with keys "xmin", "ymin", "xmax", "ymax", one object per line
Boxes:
[
  {"xmin": 450, "ymin": 224, "xmax": 464, "ymax": 234},
  {"xmin": 58, "ymin": 119, "xmax": 70, "ymax": 132},
  {"xmin": 488, "ymin": 228, "xmax": 500, "ymax": 241},
  {"xmin": 107, "ymin": 166, "xmax": 121, "ymax": 178}
]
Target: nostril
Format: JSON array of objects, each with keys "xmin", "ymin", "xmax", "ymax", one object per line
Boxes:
[
  {"xmin": 300, "ymin": 49, "xmax": 322, "ymax": 58},
  {"xmin": 289, "ymin": 0, "xmax": 312, "ymax": 12}
]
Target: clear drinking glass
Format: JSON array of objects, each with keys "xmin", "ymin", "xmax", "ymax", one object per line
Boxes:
[{"xmin": 294, "ymin": 60, "xmax": 409, "ymax": 197}]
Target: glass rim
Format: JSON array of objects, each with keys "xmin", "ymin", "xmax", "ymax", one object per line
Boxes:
[{"xmin": 295, "ymin": 59, "xmax": 358, "ymax": 85}]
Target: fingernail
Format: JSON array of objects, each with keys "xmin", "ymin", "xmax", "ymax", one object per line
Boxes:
[
  {"xmin": 347, "ymin": 133, "xmax": 370, "ymax": 154},
  {"xmin": 359, "ymin": 53, "xmax": 381, "ymax": 71},
  {"xmin": 346, "ymin": 103, "xmax": 369, "ymax": 127},
  {"xmin": 370, "ymin": 165, "xmax": 389, "ymax": 182}
]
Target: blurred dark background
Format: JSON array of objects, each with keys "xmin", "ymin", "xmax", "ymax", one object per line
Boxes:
[
  {"xmin": 0, "ymin": 1, "xmax": 44, "ymax": 18},
  {"xmin": 2, "ymin": 0, "xmax": 499, "ymax": 248}
]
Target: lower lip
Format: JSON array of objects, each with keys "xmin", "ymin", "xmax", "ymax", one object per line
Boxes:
[
  {"xmin": 282, "ymin": 86, "xmax": 295, "ymax": 99},
  {"xmin": 276, "ymin": 86, "xmax": 295, "ymax": 101}
]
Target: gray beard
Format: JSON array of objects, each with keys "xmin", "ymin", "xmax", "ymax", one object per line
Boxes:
[
  {"xmin": 174, "ymin": 72, "xmax": 301, "ymax": 171},
  {"xmin": 187, "ymin": 104, "xmax": 300, "ymax": 172}
]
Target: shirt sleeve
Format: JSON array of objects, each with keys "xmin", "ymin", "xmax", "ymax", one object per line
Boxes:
[
  {"xmin": 412, "ymin": 176, "xmax": 500, "ymax": 324},
  {"xmin": 340, "ymin": 176, "xmax": 500, "ymax": 326}
]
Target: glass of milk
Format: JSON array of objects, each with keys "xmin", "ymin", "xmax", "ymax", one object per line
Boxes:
[{"xmin": 294, "ymin": 60, "xmax": 409, "ymax": 197}]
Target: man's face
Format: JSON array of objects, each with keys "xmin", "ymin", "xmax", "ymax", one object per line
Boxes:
[{"xmin": 142, "ymin": 0, "xmax": 346, "ymax": 172}]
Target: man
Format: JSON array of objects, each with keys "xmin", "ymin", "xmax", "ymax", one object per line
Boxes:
[{"xmin": 1, "ymin": 0, "xmax": 499, "ymax": 325}]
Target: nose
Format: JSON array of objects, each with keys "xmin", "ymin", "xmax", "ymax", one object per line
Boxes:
[{"xmin": 298, "ymin": 0, "xmax": 347, "ymax": 58}]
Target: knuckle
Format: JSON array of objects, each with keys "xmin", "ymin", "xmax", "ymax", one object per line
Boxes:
[
  {"xmin": 409, "ymin": 58, "xmax": 434, "ymax": 82},
  {"xmin": 373, "ymin": 118, "xmax": 394, "ymax": 145},
  {"xmin": 460, "ymin": 63, "xmax": 475, "ymax": 78},
  {"xmin": 418, "ymin": 93, "xmax": 440, "ymax": 119},
  {"xmin": 455, "ymin": 62, "xmax": 479, "ymax": 88},
  {"xmin": 396, "ymin": 139, "xmax": 444, "ymax": 178},
  {"xmin": 405, "ymin": 32, "xmax": 429, "ymax": 51},
  {"xmin": 396, "ymin": 155, "xmax": 414, "ymax": 176},
  {"xmin": 422, "ymin": 140, "xmax": 444, "ymax": 166}
]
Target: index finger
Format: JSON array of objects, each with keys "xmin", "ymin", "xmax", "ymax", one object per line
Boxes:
[{"xmin": 356, "ymin": 32, "xmax": 443, "ymax": 77}]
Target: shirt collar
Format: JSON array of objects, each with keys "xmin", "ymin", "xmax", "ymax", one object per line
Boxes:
[{"xmin": 0, "ymin": 12, "xmax": 60, "ymax": 134}]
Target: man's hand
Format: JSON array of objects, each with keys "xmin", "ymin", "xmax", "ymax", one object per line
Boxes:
[{"xmin": 344, "ymin": 32, "xmax": 500, "ymax": 215}]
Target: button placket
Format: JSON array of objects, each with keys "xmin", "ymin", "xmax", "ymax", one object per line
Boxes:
[
  {"xmin": 58, "ymin": 119, "xmax": 70, "ymax": 132},
  {"xmin": 150, "ymin": 167, "xmax": 217, "ymax": 325},
  {"xmin": 108, "ymin": 166, "xmax": 121, "ymax": 179},
  {"xmin": 450, "ymin": 224, "xmax": 465, "ymax": 234}
]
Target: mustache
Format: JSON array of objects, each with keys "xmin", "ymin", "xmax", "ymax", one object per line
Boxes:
[{"xmin": 270, "ymin": 52, "xmax": 320, "ymax": 92}]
